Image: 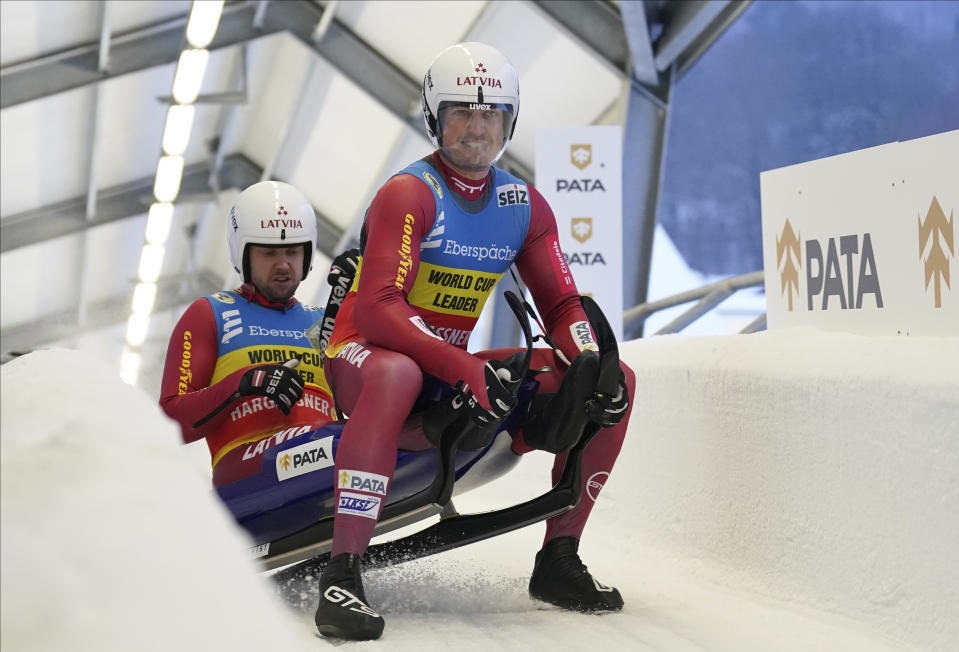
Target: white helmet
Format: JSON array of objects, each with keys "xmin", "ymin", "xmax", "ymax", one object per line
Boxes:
[
  {"xmin": 228, "ymin": 181, "xmax": 317, "ymax": 283},
  {"xmin": 422, "ymin": 42, "xmax": 519, "ymax": 165}
]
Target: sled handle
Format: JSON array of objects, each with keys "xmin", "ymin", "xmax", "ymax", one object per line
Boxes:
[
  {"xmin": 580, "ymin": 295, "xmax": 620, "ymax": 396},
  {"xmin": 502, "ymin": 290, "xmax": 534, "ymax": 380}
]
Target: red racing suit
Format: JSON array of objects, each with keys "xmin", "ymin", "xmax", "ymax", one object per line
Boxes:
[
  {"xmin": 324, "ymin": 152, "xmax": 635, "ymax": 556},
  {"xmin": 160, "ymin": 283, "xmax": 336, "ymax": 487}
]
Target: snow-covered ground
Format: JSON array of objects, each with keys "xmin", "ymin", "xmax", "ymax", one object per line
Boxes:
[{"xmin": 3, "ymin": 331, "xmax": 956, "ymax": 651}]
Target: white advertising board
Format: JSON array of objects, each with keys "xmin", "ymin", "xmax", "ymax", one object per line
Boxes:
[
  {"xmin": 760, "ymin": 129, "xmax": 958, "ymax": 335},
  {"xmin": 535, "ymin": 126, "xmax": 624, "ymax": 340}
]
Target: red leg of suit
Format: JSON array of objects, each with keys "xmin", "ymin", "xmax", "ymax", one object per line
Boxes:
[
  {"xmin": 476, "ymin": 348, "xmax": 636, "ymax": 545},
  {"xmin": 325, "ymin": 342, "xmax": 423, "ymax": 557},
  {"xmin": 328, "ymin": 344, "xmax": 634, "ymax": 556},
  {"xmin": 542, "ymin": 360, "xmax": 634, "ymax": 543}
]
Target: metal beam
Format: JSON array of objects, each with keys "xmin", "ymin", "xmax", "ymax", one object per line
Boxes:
[
  {"xmin": 530, "ymin": 0, "xmax": 629, "ymax": 76},
  {"xmin": 621, "ymin": 70, "xmax": 672, "ymax": 338},
  {"xmin": 0, "ymin": 0, "xmax": 532, "ymax": 181},
  {"xmin": 0, "ymin": 154, "xmax": 344, "ymax": 258},
  {"xmin": 2, "ymin": 1, "xmax": 246, "ymax": 109},
  {"xmin": 78, "ymin": 1, "xmax": 114, "ymax": 330},
  {"xmin": 0, "ymin": 271, "xmax": 223, "ymax": 363},
  {"xmin": 672, "ymin": 0, "xmax": 752, "ymax": 80},
  {"xmin": 532, "ymin": 0, "xmax": 671, "ymax": 116},
  {"xmin": 618, "ymin": 0, "xmax": 659, "ymax": 86},
  {"xmin": 652, "ymin": 0, "xmax": 752, "ymax": 79}
]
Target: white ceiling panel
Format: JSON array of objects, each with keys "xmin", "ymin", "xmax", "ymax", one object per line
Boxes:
[
  {"xmin": 0, "ymin": 233, "xmax": 82, "ymax": 328},
  {"xmin": 109, "ymin": 0, "xmax": 192, "ymax": 37},
  {"xmin": 221, "ymin": 34, "xmax": 312, "ymax": 174},
  {"xmin": 336, "ymin": 0, "xmax": 488, "ymax": 80},
  {"xmin": 156, "ymin": 202, "xmax": 203, "ymax": 282},
  {"xmin": 0, "ymin": 0, "xmax": 99, "ymax": 66},
  {"xmin": 78, "ymin": 213, "xmax": 148, "ymax": 306},
  {"xmin": 282, "ymin": 69, "xmax": 407, "ymax": 229},
  {"xmin": 1, "ymin": 0, "xmax": 192, "ymax": 66},
  {"xmin": 297, "ymin": 250, "xmax": 333, "ymax": 307},
  {"xmin": 0, "ymin": 86, "xmax": 94, "ymax": 217},
  {"xmin": 93, "ymin": 62, "xmax": 175, "ymax": 190},
  {"xmin": 180, "ymin": 45, "xmax": 246, "ymax": 167},
  {"xmin": 192, "ymin": 188, "xmax": 238, "ymax": 283}
]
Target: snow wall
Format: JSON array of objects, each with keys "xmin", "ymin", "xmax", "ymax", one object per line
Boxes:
[
  {"xmin": 609, "ymin": 327, "xmax": 959, "ymax": 652},
  {"xmin": 2, "ymin": 329, "xmax": 957, "ymax": 651}
]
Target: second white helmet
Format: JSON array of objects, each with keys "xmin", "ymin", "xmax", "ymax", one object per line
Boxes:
[
  {"xmin": 422, "ymin": 42, "xmax": 519, "ymax": 165},
  {"xmin": 228, "ymin": 181, "xmax": 317, "ymax": 283}
]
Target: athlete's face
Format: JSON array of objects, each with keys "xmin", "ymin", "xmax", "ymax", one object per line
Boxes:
[
  {"xmin": 248, "ymin": 244, "xmax": 304, "ymax": 304},
  {"xmin": 439, "ymin": 106, "xmax": 506, "ymax": 175}
]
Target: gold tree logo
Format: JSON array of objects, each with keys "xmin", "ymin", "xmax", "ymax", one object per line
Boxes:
[
  {"xmin": 776, "ymin": 219, "xmax": 802, "ymax": 311},
  {"xmin": 278, "ymin": 454, "xmax": 292, "ymax": 471},
  {"xmin": 571, "ymin": 217, "xmax": 593, "ymax": 243},
  {"xmin": 570, "ymin": 144, "xmax": 592, "ymax": 170},
  {"xmin": 339, "ymin": 471, "xmax": 349, "ymax": 487},
  {"xmin": 918, "ymin": 196, "xmax": 954, "ymax": 308}
]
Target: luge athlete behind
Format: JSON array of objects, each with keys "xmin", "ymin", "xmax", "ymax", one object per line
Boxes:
[{"xmin": 159, "ymin": 181, "xmax": 336, "ymax": 488}]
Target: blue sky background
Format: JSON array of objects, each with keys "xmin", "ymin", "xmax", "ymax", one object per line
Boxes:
[{"xmin": 657, "ymin": 0, "xmax": 959, "ymax": 276}]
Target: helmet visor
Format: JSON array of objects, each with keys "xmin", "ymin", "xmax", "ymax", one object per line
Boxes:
[{"xmin": 437, "ymin": 101, "xmax": 515, "ymax": 168}]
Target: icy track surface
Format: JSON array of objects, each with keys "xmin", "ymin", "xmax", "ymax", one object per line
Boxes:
[{"xmin": 2, "ymin": 338, "xmax": 949, "ymax": 651}]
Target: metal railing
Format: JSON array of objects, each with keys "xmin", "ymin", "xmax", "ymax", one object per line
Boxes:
[{"xmin": 624, "ymin": 270, "xmax": 766, "ymax": 338}]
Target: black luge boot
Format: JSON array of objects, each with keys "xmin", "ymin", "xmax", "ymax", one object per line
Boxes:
[
  {"xmin": 314, "ymin": 553, "xmax": 385, "ymax": 640},
  {"xmin": 529, "ymin": 537, "xmax": 624, "ymax": 613}
]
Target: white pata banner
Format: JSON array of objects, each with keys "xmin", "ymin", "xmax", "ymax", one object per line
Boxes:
[
  {"xmin": 535, "ymin": 126, "xmax": 623, "ymax": 341},
  {"xmin": 760, "ymin": 129, "xmax": 958, "ymax": 336}
]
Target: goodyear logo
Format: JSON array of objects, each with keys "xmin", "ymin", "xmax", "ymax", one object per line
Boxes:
[
  {"xmin": 275, "ymin": 436, "xmax": 334, "ymax": 481},
  {"xmin": 177, "ymin": 331, "xmax": 193, "ymax": 395},
  {"xmin": 394, "ymin": 214, "xmax": 415, "ymax": 290},
  {"xmin": 337, "ymin": 491, "xmax": 381, "ymax": 520},
  {"xmin": 423, "ymin": 171, "xmax": 444, "ymax": 199},
  {"xmin": 338, "ymin": 469, "xmax": 389, "ymax": 495}
]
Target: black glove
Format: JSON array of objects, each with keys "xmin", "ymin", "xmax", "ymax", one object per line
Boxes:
[
  {"xmin": 327, "ymin": 248, "xmax": 360, "ymax": 286},
  {"xmin": 422, "ymin": 360, "xmax": 521, "ymax": 451},
  {"xmin": 238, "ymin": 364, "xmax": 304, "ymax": 415},
  {"xmin": 467, "ymin": 360, "xmax": 520, "ymax": 423},
  {"xmin": 586, "ymin": 370, "xmax": 629, "ymax": 427}
]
